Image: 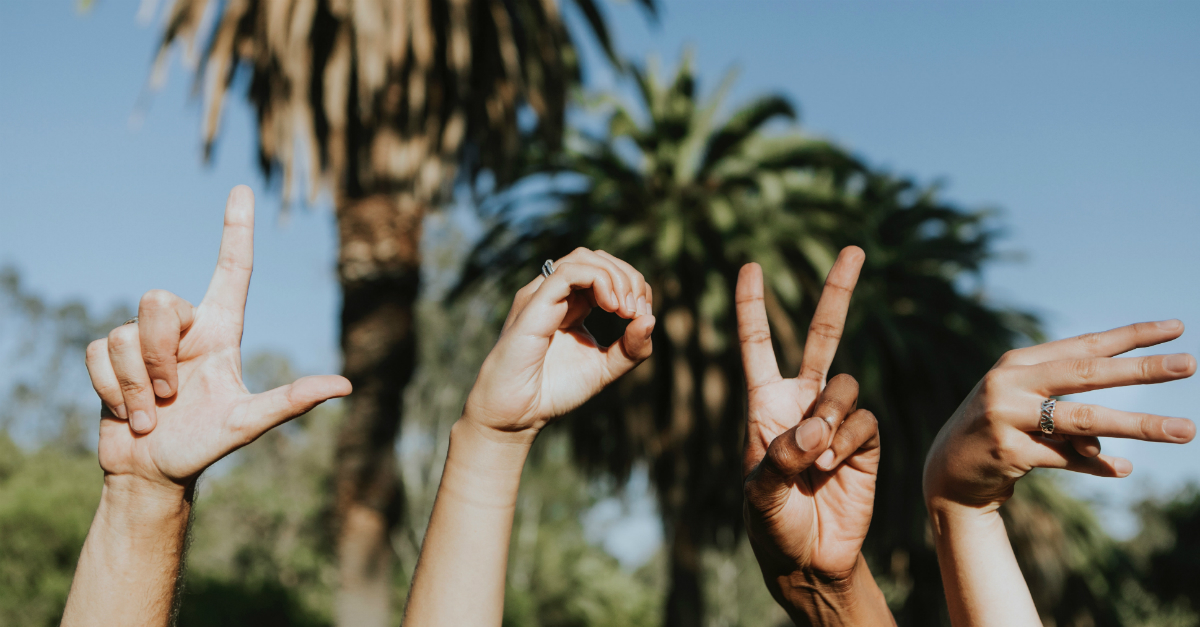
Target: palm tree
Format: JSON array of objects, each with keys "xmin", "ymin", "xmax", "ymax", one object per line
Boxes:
[
  {"xmin": 458, "ymin": 56, "xmax": 1044, "ymax": 626},
  {"xmin": 145, "ymin": 0, "xmax": 652, "ymax": 623}
]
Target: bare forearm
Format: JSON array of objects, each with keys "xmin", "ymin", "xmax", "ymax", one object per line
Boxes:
[
  {"xmin": 771, "ymin": 554, "xmax": 895, "ymax": 626},
  {"xmin": 62, "ymin": 477, "xmax": 192, "ymax": 627},
  {"xmin": 403, "ymin": 418, "xmax": 532, "ymax": 626},
  {"xmin": 928, "ymin": 500, "xmax": 1040, "ymax": 627}
]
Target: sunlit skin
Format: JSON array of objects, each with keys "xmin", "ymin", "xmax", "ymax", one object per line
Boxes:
[
  {"xmin": 62, "ymin": 186, "xmax": 351, "ymax": 627},
  {"xmin": 404, "ymin": 247, "xmax": 655, "ymax": 626},
  {"xmin": 736, "ymin": 249, "xmax": 895, "ymax": 625},
  {"xmin": 923, "ymin": 320, "xmax": 1196, "ymax": 627}
]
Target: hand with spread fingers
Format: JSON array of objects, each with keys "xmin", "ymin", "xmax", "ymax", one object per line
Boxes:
[
  {"xmin": 737, "ymin": 247, "xmax": 895, "ymax": 626},
  {"xmin": 63, "ymin": 186, "xmax": 352, "ymax": 627},
  {"xmin": 923, "ymin": 321, "xmax": 1196, "ymax": 626},
  {"xmin": 405, "ymin": 248, "xmax": 654, "ymax": 626}
]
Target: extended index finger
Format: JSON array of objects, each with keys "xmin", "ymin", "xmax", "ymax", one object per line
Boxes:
[
  {"xmin": 797, "ymin": 246, "xmax": 864, "ymax": 385},
  {"xmin": 1001, "ymin": 320, "xmax": 1184, "ymax": 367},
  {"xmin": 202, "ymin": 185, "xmax": 255, "ymax": 320}
]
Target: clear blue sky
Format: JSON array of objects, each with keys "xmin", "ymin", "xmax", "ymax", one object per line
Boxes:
[{"xmin": 1, "ymin": 1, "xmax": 1197, "ymax": 542}]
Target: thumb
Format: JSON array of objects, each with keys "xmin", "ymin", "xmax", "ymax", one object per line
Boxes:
[
  {"xmin": 745, "ymin": 416, "xmax": 829, "ymax": 510},
  {"xmin": 242, "ymin": 375, "xmax": 353, "ymax": 438},
  {"xmin": 604, "ymin": 314, "xmax": 654, "ymax": 382}
]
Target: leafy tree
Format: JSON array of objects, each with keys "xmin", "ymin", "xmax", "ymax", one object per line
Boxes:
[
  {"xmin": 457, "ymin": 55, "xmax": 1052, "ymax": 626},
  {"xmin": 146, "ymin": 0, "xmax": 652, "ymax": 622}
]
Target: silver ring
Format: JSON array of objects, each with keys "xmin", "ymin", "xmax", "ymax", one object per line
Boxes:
[
  {"xmin": 123, "ymin": 316, "xmax": 139, "ymax": 326},
  {"xmin": 541, "ymin": 259, "xmax": 556, "ymax": 278},
  {"xmin": 1040, "ymin": 398, "xmax": 1056, "ymax": 435}
]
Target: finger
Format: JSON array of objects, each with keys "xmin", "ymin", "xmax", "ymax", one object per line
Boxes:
[
  {"xmin": 512, "ymin": 262, "xmax": 621, "ymax": 338},
  {"xmin": 1000, "ymin": 320, "xmax": 1185, "ymax": 367},
  {"xmin": 86, "ymin": 339, "xmax": 127, "ymax": 419},
  {"xmin": 569, "ymin": 248, "xmax": 632, "ymax": 316},
  {"xmin": 503, "ymin": 276, "xmax": 544, "ymax": 333},
  {"xmin": 604, "ymin": 314, "xmax": 655, "ymax": 382},
  {"xmin": 239, "ymin": 375, "xmax": 352, "ymax": 446},
  {"xmin": 736, "ymin": 263, "xmax": 782, "ymax": 390},
  {"xmin": 595, "ymin": 250, "xmax": 647, "ymax": 317},
  {"xmin": 201, "ymin": 185, "xmax": 255, "ymax": 324},
  {"xmin": 809, "ymin": 373, "xmax": 860, "ymax": 432},
  {"xmin": 645, "ymin": 284, "xmax": 654, "ymax": 316},
  {"xmin": 1068, "ymin": 435, "xmax": 1102, "ymax": 457},
  {"xmin": 814, "ymin": 409, "xmax": 880, "ymax": 471},
  {"xmin": 797, "ymin": 246, "xmax": 864, "ymax": 386},
  {"xmin": 1025, "ymin": 400, "xmax": 1196, "ymax": 444},
  {"xmin": 1025, "ymin": 436, "xmax": 1133, "ymax": 478},
  {"xmin": 1028, "ymin": 353, "xmax": 1196, "ymax": 396},
  {"xmin": 107, "ymin": 324, "xmax": 157, "ymax": 434},
  {"xmin": 138, "ymin": 290, "xmax": 196, "ymax": 398}
]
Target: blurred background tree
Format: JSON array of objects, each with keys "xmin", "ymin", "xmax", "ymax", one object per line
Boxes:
[{"xmin": 145, "ymin": 0, "xmax": 653, "ymax": 623}]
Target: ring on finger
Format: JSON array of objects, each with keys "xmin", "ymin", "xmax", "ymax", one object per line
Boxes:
[
  {"xmin": 123, "ymin": 316, "xmax": 138, "ymax": 325},
  {"xmin": 541, "ymin": 259, "xmax": 556, "ymax": 278},
  {"xmin": 1040, "ymin": 398, "xmax": 1056, "ymax": 435}
]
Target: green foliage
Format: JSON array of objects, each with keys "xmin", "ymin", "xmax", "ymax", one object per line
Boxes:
[{"xmin": 0, "ymin": 433, "xmax": 101, "ymax": 627}]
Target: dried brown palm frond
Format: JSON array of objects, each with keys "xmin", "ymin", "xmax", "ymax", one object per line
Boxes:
[{"xmin": 147, "ymin": 0, "xmax": 654, "ymax": 207}]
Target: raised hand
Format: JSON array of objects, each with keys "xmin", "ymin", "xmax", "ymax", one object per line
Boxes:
[
  {"xmin": 738, "ymin": 247, "xmax": 893, "ymax": 625},
  {"xmin": 924, "ymin": 320, "xmax": 1196, "ymax": 512},
  {"xmin": 405, "ymin": 248, "xmax": 653, "ymax": 626},
  {"xmin": 84, "ymin": 186, "xmax": 351, "ymax": 489},
  {"xmin": 463, "ymin": 248, "xmax": 655, "ymax": 442},
  {"xmin": 923, "ymin": 321, "xmax": 1195, "ymax": 627}
]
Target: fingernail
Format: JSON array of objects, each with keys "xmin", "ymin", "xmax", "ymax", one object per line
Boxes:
[
  {"xmin": 131, "ymin": 410, "xmax": 151, "ymax": 433},
  {"xmin": 114, "ymin": 404, "xmax": 127, "ymax": 419},
  {"xmin": 153, "ymin": 379, "xmax": 172, "ymax": 397},
  {"xmin": 816, "ymin": 449, "xmax": 835, "ymax": 470},
  {"xmin": 1163, "ymin": 418, "xmax": 1194, "ymax": 440},
  {"xmin": 1114, "ymin": 458, "xmax": 1133, "ymax": 477},
  {"xmin": 625, "ymin": 293, "xmax": 635, "ymax": 315},
  {"xmin": 1164, "ymin": 354, "xmax": 1193, "ymax": 374},
  {"xmin": 796, "ymin": 418, "xmax": 828, "ymax": 452},
  {"xmin": 1157, "ymin": 319, "xmax": 1182, "ymax": 331},
  {"xmin": 637, "ymin": 295, "xmax": 647, "ymax": 316}
]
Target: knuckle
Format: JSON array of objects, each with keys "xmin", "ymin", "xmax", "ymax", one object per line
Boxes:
[
  {"xmin": 108, "ymin": 325, "xmax": 138, "ymax": 348},
  {"xmin": 119, "ymin": 377, "xmax": 148, "ymax": 396},
  {"xmin": 139, "ymin": 289, "xmax": 174, "ymax": 311},
  {"xmin": 1076, "ymin": 332, "xmax": 1103, "ymax": 349},
  {"xmin": 1142, "ymin": 356, "xmax": 1159, "ymax": 380},
  {"xmin": 571, "ymin": 247, "xmax": 591, "ymax": 258},
  {"xmin": 766, "ymin": 437, "xmax": 799, "ymax": 472},
  {"xmin": 808, "ymin": 321, "xmax": 842, "ymax": 341},
  {"xmin": 1136, "ymin": 414, "xmax": 1157, "ymax": 440},
  {"xmin": 828, "ymin": 372, "xmax": 859, "ymax": 391},
  {"xmin": 86, "ymin": 339, "xmax": 108, "ymax": 361},
  {"xmin": 996, "ymin": 349, "xmax": 1020, "ymax": 367},
  {"xmin": 1068, "ymin": 358, "xmax": 1099, "ymax": 382},
  {"xmin": 1068, "ymin": 405, "xmax": 1098, "ymax": 433},
  {"xmin": 979, "ymin": 369, "xmax": 1008, "ymax": 397}
]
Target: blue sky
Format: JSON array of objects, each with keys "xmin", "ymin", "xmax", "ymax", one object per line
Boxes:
[{"xmin": 1, "ymin": 1, "xmax": 1197, "ymax": 545}]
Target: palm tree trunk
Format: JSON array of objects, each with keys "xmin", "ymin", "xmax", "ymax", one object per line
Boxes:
[
  {"xmin": 333, "ymin": 193, "xmax": 424, "ymax": 627},
  {"xmin": 665, "ymin": 518, "xmax": 705, "ymax": 627}
]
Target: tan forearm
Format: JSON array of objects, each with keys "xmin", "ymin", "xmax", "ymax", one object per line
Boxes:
[
  {"xmin": 772, "ymin": 554, "xmax": 895, "ymax": 626},
  {"xmin": 403, "ymin": 418, "xmax": 532, "ymax": 626},
  {"xmin": 927, "ymin": 500, "xmax": 1040, "ymax": 627},
  {"xmin": 62, "ymin": 477, "xmax": 192, "ymax": 627}
]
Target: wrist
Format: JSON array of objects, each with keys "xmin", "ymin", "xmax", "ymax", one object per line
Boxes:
[
  {"xmin": 774, "ymin": 554, "xmax": 894, "ymax": 626},
  {"xmin": 439, "ymin": 418, "xmax": 534, "ymax": 510},
  {"xmin": 97, "ymin": 474, "xmax": 193, "ymax": 537}
]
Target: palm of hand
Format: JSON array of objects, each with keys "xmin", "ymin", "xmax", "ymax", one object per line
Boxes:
[
  {"xmin": 470, "ymin": 292, "xmax": 620, "ymax": 432},
  {"xmin": 749, "ymin": 378, "xmax": 878, "ymax": 575},
  {"xmin": 98, "ymin": 311, "xmax": 251, "ymax": 485}
]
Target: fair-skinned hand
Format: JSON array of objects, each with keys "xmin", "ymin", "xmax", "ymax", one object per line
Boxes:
[
  {"xmin": 404, "ymin": 248, "xmax": 654, "ymax": 626},
  {"xmin": 738, "ymin": 248, "xmax": 893, "ymax": 625},
  {"xmin": 923, "ymin": 320, "xmax": 1196, "ymax": 513},
  {"xmin": 84, "ymin": 185, "xmax": 352, "ymax": 492},
  {"xmin": 923, "ymin": 321, "xmax": 1195, "ymax": 627},
  {"xmin": 462, "ymin": 248, "xmax": 655, "ymax": 443}
]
